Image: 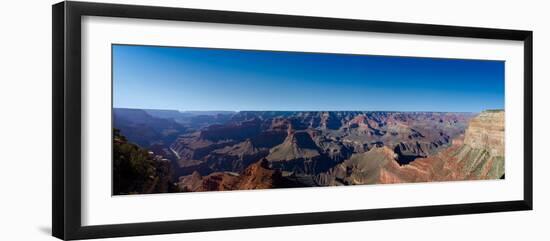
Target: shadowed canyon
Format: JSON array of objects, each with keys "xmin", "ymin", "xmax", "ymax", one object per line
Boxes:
[{"xmin": 112, "ymin": 109, "xmax": 504, "ymax": 194}]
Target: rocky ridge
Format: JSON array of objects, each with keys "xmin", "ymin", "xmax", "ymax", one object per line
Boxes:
[
  {"xmin": 316, "ymin": 110, "xmax": 505, "ymax": 185},
  {"xmin": 114, "ymin": 109, "xmax": 504, "ymax": 193}
]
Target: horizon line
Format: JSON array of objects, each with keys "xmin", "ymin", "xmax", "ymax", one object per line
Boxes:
[{"xmin": 112, "ymin": 107, "xmax": 503, "ymax": 113}]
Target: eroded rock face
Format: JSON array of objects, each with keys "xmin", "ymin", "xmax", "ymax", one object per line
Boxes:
[
  {"xmin": 117, "ymin": 109, "xmax": 505, "ymax": 192},
  {"xmin": 317, "ymin": 110, "xmax": 505, "ymax": 185},
  {"xmin": 399, "ymin": 111, "xmax": 505, "ymax": 182},
  {"xmin": 178, "ymin": 160, "xmax": 285, "ymax": 192},
  {"xmin": 316, "ymin": 146, "xmax": 397, "ymax": 186},
  {"xmin": 464, "ymin": 111, "xmax": 505, "ymax": 157},
  {"xmin": 167, "ymin": 111, "xmax": 473, "ymax": 177},
  {"xmin": 266, "ymin": 131, "xmax": 320, "ymax": 161}
]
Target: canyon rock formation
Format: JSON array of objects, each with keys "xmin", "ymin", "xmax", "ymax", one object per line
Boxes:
[{"xmin": 113, "ymin": 109, "xmax": 504, "ymax": 193}]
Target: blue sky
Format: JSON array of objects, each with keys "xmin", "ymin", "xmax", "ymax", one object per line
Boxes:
[{"xmin": 112, "ymin": 44, "xmax": 504, "ymax": 112}]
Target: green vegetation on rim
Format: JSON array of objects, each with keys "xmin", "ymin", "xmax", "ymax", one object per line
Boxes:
[{"xmin": 113, "ymin": 128, "xmax": 178, "ymax": 195}]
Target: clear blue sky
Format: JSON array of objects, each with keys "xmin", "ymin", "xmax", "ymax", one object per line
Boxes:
[{"xmin": 113, "ymin": 44, "xmax": 504, "ymax": 112}]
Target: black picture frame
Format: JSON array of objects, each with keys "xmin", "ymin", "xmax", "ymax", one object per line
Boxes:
[{"xmin": 52, "ymin": 1, "xmax": 533, "ymax": 240}]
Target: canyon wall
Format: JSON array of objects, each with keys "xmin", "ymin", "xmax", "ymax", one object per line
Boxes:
[{"xmin": 318, "ymin": 110, "xmax": 505, "ymax": 185}]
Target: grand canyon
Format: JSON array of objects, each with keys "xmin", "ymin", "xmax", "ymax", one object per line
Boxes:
[{"xmin": 112, "ymin": 108, "xmax": 505, "ymax": 195}]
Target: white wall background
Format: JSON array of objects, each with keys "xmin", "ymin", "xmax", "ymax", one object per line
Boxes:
[{"xmin": 0, "ymin": 0, "xmax": 547, "ymax": 240}]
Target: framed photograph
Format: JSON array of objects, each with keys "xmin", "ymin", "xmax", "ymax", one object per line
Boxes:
[{"xmin": 52, "ymin": 1, "xmax": 533, "ymax": 240}]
